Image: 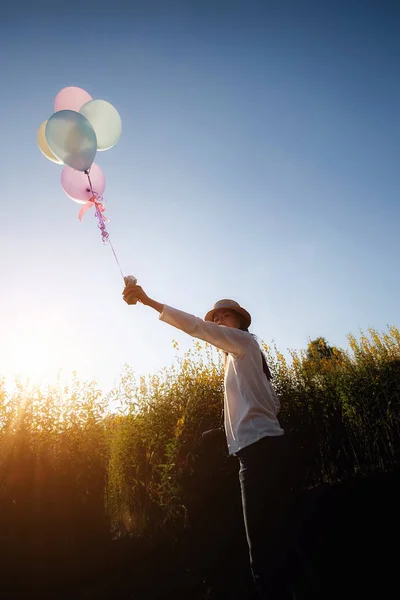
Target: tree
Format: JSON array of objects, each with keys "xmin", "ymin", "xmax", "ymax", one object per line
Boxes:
[{"xmin": 306, "ymin": 337, "xmax": 340, "ymax": 362}]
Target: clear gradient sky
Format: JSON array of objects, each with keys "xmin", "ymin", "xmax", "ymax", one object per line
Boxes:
[{"xmin": 1, "ymin": 0, "xmax": 399, "ymax": 391}]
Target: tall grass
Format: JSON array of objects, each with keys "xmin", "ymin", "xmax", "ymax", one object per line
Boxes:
[{"xmin": 0, "ymin": 327, "xmax": 399, "ymax": 559}]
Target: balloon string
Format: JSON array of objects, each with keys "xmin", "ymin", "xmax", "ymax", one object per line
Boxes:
[
  {"xmin": 85, "ymin": 169, "xmax": 125, "ymax": 281},
  {"xmin": 109, "ymin": 239, "xmax": 125, "ymax": 280}
]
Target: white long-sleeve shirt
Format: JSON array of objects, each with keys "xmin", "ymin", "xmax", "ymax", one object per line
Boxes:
[{"xmin": 159, "ymin": 305, "xmax": 284, "ymax": 455}]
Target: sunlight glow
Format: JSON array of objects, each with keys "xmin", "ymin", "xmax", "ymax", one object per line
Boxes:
[{"xmin": 2, "ymin": 314, "xmax": 80, "ymax": 389}]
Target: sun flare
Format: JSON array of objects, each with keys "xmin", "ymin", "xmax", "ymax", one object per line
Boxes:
[{"xmin": 1, "ymin": 315, "xmax": 79, "ymax": 388}]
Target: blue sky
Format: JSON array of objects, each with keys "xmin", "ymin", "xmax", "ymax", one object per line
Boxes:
[{"xmin": 1, "ymin": 0, "xmax": 399, "ymax": 390}]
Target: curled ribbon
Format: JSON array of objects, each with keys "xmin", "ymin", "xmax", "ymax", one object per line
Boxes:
[
  {"xmin": 78, "ymin": 195, "xmax": 109, "ymax": 222},
  {"xmin": 76, "ymin": 170, "xmax": 125, "ymax": 278}
]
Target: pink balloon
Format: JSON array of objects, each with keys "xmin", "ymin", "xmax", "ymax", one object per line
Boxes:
[
  {"xmin": 54, "ymin": 86, "xmax": 93, "ymax": 112},
  {"xmin": 61, "ymin": 163, "xmax": 106, "ymax": 204}
]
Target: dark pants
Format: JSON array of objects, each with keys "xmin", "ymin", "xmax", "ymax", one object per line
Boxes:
[{"xmin": 237, "ymin": 435, "xmax": 293, "ymax": 599}]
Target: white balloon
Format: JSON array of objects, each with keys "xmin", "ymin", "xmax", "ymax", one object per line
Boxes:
[{"xmin": 80, "ymin": 99, "xmax": 122, "ymax": 151}]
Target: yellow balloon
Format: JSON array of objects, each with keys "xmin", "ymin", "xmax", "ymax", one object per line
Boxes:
[{"xmin": 37, "ymin": 120, "xmax": 63, "ymax": 165}]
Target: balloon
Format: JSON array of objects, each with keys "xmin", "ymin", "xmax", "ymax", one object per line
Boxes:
[
  {"xmin": 45, "ymin": 110, "xmax": 97, "ymax": 172},
  {"xmin": 61, "ymin": 163, "xmax": 106, "ymax": 204},
  {"xmin": 54, "ymin": 86, "xmax": 92, "ymax": 112},
  {"xmin": 37, "ymin": 120, "xmax": 63, "ymax": 165},
  {"xmin": 80, "ymin": 99, "xmax": 122, "ymax": 151}
]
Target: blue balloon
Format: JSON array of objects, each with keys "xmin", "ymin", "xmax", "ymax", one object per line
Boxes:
[{"xmin": 45, "ymin": 110, "xmax": 97, "ymax": 172}]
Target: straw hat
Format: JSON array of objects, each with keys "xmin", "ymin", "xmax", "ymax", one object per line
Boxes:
[{"xmin": 204, "ymin": 299, "xmax": 251, "ymax": 328}]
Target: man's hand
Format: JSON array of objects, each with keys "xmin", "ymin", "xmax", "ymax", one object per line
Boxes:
[
  {"xmin": 123, "ymin": 284, "xmax": 149, "ymax": 305},
  {"xmin": 122, "ymin": 282, "xmax": 164, "ymax": 314}
]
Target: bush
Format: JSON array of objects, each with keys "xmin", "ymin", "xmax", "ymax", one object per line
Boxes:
[{"xmin": 0, "ymin": 326, "xmax": 399, "ymax": 590}]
